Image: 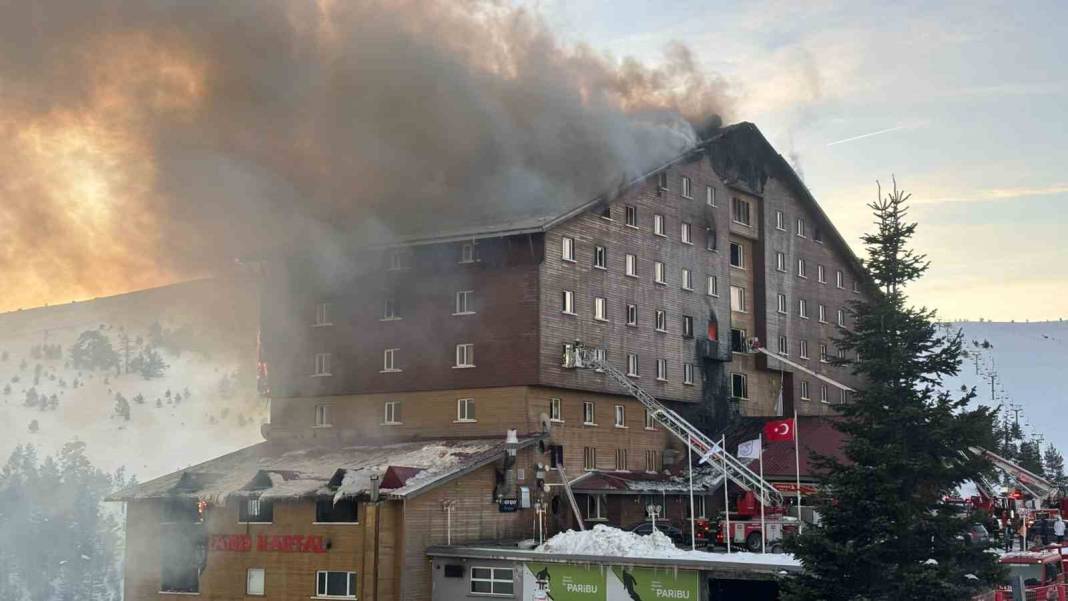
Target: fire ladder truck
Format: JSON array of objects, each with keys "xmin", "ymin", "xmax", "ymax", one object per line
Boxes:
[{"xmin": 562, "ymin": 341, "xmax": 788, "ymax": 549}]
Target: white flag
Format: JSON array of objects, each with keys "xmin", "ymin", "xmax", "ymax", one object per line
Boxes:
[
  {"xmin": 737, "ymin": 438, "xmax": 762, "ymax": 460},
  {"xmin": 697, "ymin": 440, "xmax": 723, "ymax": 465}
]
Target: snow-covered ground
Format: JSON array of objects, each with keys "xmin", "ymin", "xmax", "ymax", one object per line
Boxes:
[
  {"xmin": 536, "ymin": 524, "xmax": 801, "ymax": 567},
  {"xmin": 0, "ymin": 278, "xmax": 265, "ymax": 482},
  {"xmin": 942, "ymin": 320, "xmax": 1068, "ymax": 454}
]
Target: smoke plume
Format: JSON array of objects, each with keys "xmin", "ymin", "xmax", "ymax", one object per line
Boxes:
[{"xmin": 0, "ymin": 0, "xmax": 732, "ymax": 311}]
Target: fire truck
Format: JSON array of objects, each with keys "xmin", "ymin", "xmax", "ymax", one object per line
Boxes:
[
  {"xmin": 563, "ymin": 341, "xmax": 803, "ymax": 551},
  {"xmin": 714, "ymin": 490, "xmax": 801, "ymax": 552}
]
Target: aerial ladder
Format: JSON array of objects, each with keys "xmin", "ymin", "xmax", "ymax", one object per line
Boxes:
[
  {"xmin": 971, "ymin": 446, "xmax": 1057, "ymax": 500},
  {"xmin": 563, "ymin": 341, "xmax": 785, "ymax": 507}
]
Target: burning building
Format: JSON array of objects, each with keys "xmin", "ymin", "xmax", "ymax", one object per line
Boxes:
[{"xmin": 112, "ymin": 121, "xmax": 868, "ymax": 600}]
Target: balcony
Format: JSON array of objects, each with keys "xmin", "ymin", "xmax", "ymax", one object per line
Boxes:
[{"xmin": 697, "ymin": 339, "xmax": 730, "ymax": 362}]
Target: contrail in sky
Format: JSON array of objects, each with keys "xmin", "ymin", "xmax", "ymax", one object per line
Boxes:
[{"xmin": 826, "ymin": 125, "xmax": 907, "ymax": 147}]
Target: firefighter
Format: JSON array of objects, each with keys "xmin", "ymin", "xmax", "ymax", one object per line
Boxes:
[{"xmin": 1055, "ymin": 516, "xmax": 1065, "ymax": 544}]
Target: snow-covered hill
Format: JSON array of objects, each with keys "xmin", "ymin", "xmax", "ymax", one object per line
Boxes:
[
  {"xmin": 943, "ymin": 320, "xmax": 1068, "ymax": 455},
  {"xmin": 0, "ymin": 277, "xmax": 266, "ymax": 481}
]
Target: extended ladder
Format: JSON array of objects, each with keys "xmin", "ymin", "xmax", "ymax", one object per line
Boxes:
[
  {"xmin": 554, "ymin": 465, "xmax": 586, "ymax": 531},
  {"xmin": 564, "ymin": 342, "xmax": 784, "ymax": 507}
]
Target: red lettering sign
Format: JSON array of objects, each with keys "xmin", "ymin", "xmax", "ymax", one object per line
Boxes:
[{"xmin": 211, "ymin": 534, "xmax": 326, "ymax": 553}]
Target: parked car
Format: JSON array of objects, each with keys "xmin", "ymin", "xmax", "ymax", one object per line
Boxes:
[
  {"xmin": 628, "ymin": 521, "xmax": 686, "ymax": 546},
  {"xmin": 964, "ymin": 523, "xmax": 990, "ymax": 546}
]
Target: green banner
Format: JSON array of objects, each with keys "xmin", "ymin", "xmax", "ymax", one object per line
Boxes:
[
  {"xmin": 526, "ymin": 563, "xmax": 607, "ymax": 601},
  {"xmin": 611, "ymin": 566, "xmax": 699, "ymax": 601}
]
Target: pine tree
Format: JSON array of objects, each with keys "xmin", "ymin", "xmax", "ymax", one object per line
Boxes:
[
  {"xmin": 783, "ymin": 181, "xmax": 1001, "ymax": 601},
  {"xmin": 1043, "ymin": 445, "xmax": 1065, "ymax": 487},
  {"xmin": 1018, "ymin": 439, "xmax": 1044, "ymax": 476}
]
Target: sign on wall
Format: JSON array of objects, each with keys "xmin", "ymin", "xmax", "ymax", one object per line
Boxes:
[
  {"xmin": 609, "ymin": 566, "xmax": 699, "ymax": 601},
  {"xmin": 524, "ymin": 563, "xmax": 606, "ymax": 601},
  {"xmin": 208, "ymin": 534, "xmax": 327, "ymax": 553}
]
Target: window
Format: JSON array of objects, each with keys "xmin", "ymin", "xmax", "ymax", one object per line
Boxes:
[
  {"xmin": 455, "ymin": 343, "xmax": 475, "ymax": 368},
  {"xmin": 387, "ymin": 249, "xmax": 408, "ymax": 271},
  {"xmin": 599, "ymin": 205, "xmax": 612, "ymax": 220},
  {"xmin": 799, "ymin": 339, "xmax": 810, "ymax": 359},
  {"xmin": 775, "ymin": 210, "xmax": 785, "ymax": 230},
  {"xmin": 729, "ymin": 242, "xmax": 744, "ymax": 268},
  {"xmin": 818, "ymin": 264, "xmax": 826, "ymax": 283},
  {"xmin": 837, "ymin": 348, "xmax": 847, "ymax": 360},
  {"xmin": 681, "ymin": 222, "xmax": 693, "ymax": 244},
  {"xmin": 777, "ymin": 335, "xmax": 788, "ymax": 355},
  {"xmin": 656, "ymin": 359, "xmax": 667, "ymax": 381},
  {"xmin": 459, "ymin": 242, "xmax": 476, "ymax": 264},
  {"xmin": 654, "ymin": 310, "xmax": 667, "ymax": 332},
  {"xmin": 583, "ymin": 447, "xmax": 597, "ymax": 470},
  {"xmin": 683, "ymin": 362, "xmax": 695, "ymax": 385},
  {"xmin": 645, "ymin": 409, "xmax": 656, "ymax": 429},
  {"xmin": 852, "ymin": 279, "xmax": 860, "ymax": 293},
  {"xmin": 837, "ymin": 309, "xmax": 846, "ymax": 326},
  {"xmin": 455, "ymin": 290, "xmax": 474, "ymax": 315},
  {"xmin": 317, "ymin": 571, "xmax": 357, "ymax": 599},
  {"xmin": 625, "ymin": 253, "xmax": 638, "ymax": 277},
  {"xmin": 315, "ymin": 404, "xmax": 330, "ymax": 427},
  {"xmin": 777, "ymin": 294, "xmax": 787, "ymax": 314},
  {"xmin": 731, "ymin": 373, "xmax": 748, "ymax": 399},
  {"xmin": 561, "ymin": 290, "xmax": 575, "ymax": 314},
  {"xmin": 706, "ymin": 185, "xmax": 717, "ymax": 206},
  {"xmin": 594, "ymin": 297, "xmax": 608, "ymax": 321},
  {"xmin": 316, "ymin": 497, "xmax": 359, "ymax": 523},
  {"xmin": 796, "ymin": 218, "xmax": 806, "ymax": 238},
  {"xmin": 800, "ymin": 380, "xmax": 810, "ymax": 400},
  {"xmin": 593, "ymin": 245, "xmax": 607, "ymax": 269},
  {"xmin": 470, "ymin": 568, "xmax": 514, "ymax": 596},
  {"xmin": 654, "ymin": 261, "xmax": 666, "ymax": 284},
  {"xmin": 707, "ymin": 275, "xmax": 719, "ymax": 296},
  {"xmin": 814, "ymin": 227, "xmax": 824, "ymax": 243},
  {"xmin": 681, "ymin": 176, "xmax": 693, "ymax": 198},
  {"xmin": 240, "ymin": 498, "xmax": 273, "ymax": 523},
  {"xmin": 625, "ymin": 205, "xmax": 638, "ymax": 227},
  {"xmin": 818, "ymin": 304, "xmax": 827, "ymax": 323},
  {"xmin": 382, "ymin": 348, "xmax": 399, "ymax": 372},
  {"xmin": 585, "ymin": 494, "xmax": 606, "ymax": 519},
  {"xmin": 819, "ymin": 343, "xmax": 829, "ymax": 363},
  {"xmin": 731, "ymin": 197, "xmax": 751, "ymax": 226},
  {"xmin": 730, "ymin": 286, "xmax": 746, "ymax": 312},
  {"xmin": 382, "ymin": 296, "xmax": 398, "ymax": 320},
  {"xmin": 550, "ymin": 398, "xmax": 562, "ymax": 422},
  {"xmin": 797, "ymin": 258, "xmax": 807, "ymax": 278},
  {"xmin": 615, "ymin": 449, "xmax": 628, "ymax": 470},
  {"xmin": 658, "ymin": 171, "xmax": 669, "ymax": 190},
  {"xmin": 614, "ymin": 405, "xmax": 626, "ymax": 427},
  {"xmin": 730, "ymin": 328, "xmax": 746, "ymax": 353},
  {"xmin": 776, "ymin": 252, "xmax": 786, "ymax": 272},
  {"xmin": 583, "ymin": 401, "xmax": 595, "ymax": 425},
  {"xmin": 645, "ymin": 450, "xmax": 659, "ymax": 472},
  {"xmin": 314, "ymin": 302, "xmax": 332, "ymax": 326},
  {"xmin": 626, "ymin": 353, "xmax": 639, "ymax": 377},
  {"xmin": 682, "ymin": 315, "xmax": 694, "ymax": 338},
  {"xmin": 246, "ymin": 568, "xmax": 265, "ymax": 596},
  {"xmin": 313, "ymin": 353, "xmax": 331, "ymax": 377},
  {"xmin": 384, "ymin": 401, "xmax": 401, "ymax": 425},
  {"xmin": 798, "ymin": 299, "xmax": 808, "ymax": 319},
  {"xmin": 456, "ymin": 398, "xmax": 476, "ymax": 422},
  {"xmin": 840, "ymin": 389, "xmax": 848, "ymax": 404},
  {"xmin": 705, "ymin": 227, "xmax": 717, "ymax": 251},
  {"xmin": 820, "ymin": 384, "xmax": 829, "ymax": 404},
  {"xmin": 837, "ymin": 270, "xmax": 845, "ymax": 289},
  {"xmin": 561, "ymin": 236, "xmax": 575, "ymax": 262},
  {"xmin": 681, "ymin": 268, "xmax": 693, "ymax": 291},
  {"xmin": 653, "ymin": 214, "xmax": 665, "ymax": 236}
]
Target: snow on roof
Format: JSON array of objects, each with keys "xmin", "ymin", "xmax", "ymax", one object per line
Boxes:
[
  {"xmin": 570, "ymin": 466, "xmax": 725, "ymax": 494},
  {"xmin": 535, "ymin": 525, "xmax": 801, "ymax": 567},
  {"xmin": 112, "ymin": 437, "xmax": 533, "ymax": 504}
]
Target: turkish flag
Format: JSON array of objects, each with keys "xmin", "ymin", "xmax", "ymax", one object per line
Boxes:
[{"xmin": 764, "ymin": 418, "xmax": 795, "ymax": 442}]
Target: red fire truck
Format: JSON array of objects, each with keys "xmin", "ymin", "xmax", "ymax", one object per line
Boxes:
[
  {"xmin": 995, "ymin": 551, "xmax": 1065, "ymax": 601},
  {"xmin": 713, "ymin": 491, "xmax": 801, "ymax": 552}
]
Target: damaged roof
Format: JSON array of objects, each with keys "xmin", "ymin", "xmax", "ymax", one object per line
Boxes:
[
  {"xmin": 570, "ymin": 467, "xmax": 725, "ymax": 495},
  {"xmin": 110, "ymin": 436, "xmax": 540, "ymax": 504}
]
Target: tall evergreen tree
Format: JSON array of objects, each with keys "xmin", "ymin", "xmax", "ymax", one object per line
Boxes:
[
  {"xmin": 783, "ymin": 181, "xmax": 1000, "ymax": 601},
  {"xmin": 1043, "ymin": 444, "xmax": 1065, "ymax": 486}
]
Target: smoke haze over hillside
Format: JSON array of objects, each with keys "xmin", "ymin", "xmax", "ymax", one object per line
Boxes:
[{"xmin": 0, "ymin": 0, "xmax": 731, "ymax": 312}]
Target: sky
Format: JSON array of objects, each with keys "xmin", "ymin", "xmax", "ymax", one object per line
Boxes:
[{"xmin": 534, "ymin": 0, "xmax": 1068, "ymax": 321}]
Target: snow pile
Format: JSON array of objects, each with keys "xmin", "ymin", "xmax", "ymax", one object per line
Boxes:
[{"xmin": 535, "ymin": 525, "xmax": 802, "ymax": 567}]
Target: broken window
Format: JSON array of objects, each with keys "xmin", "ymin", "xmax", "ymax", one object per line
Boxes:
[
  {"xmin": 731, "ymin": 198, "xmax": 750, "ymax": 226},
  {"xmin": 705, "ymin": 227, "xmax": 717, "ymax": 251},
  {"xmin": 731, "ymin": 373, "xmax": 749, "ymax": 399},
  {"xmin": 239, "ymin": 498, "xmax": 273, "ymax": 523},
  {"xmin": 730, "ymin": 328, "xmax": 746, "ymax": 353},
  {"xmin": 315, "ymin": 497, "xmax": 359, "ymax": 523},
  {"xmin": 729, "ymin": 242, "xmax": 744, "ymax": 268}
]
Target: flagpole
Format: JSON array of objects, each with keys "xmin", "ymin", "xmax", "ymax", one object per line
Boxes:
[
  {"xmin": 794, "ymin": 406, "xmax": 803, "ymax": 534},
  {"xmin": 688, "ymin": 435, "xmax": 696, "ymax": 551},
  {"xmin": 722, "ymin": 434, "xmax": 731, "ymax": 553},
  {"xmin": 759, "ymin": 433, "xmax": 766, "ymax": 553}
]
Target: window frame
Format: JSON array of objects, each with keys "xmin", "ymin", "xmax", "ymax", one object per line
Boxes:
[
  {"xmin": 561, "ymin": 236, "xmax": 576, "ymax": 262},
  {"xmin": 837, "ymin": 270, "xmax": 846, "ymax": 289},
  {"xmin": 583, "ymin": 401, "xmax": 596, "ymax": 425},
  {"xmin": 797, "ymin": 257, "xmax": 807, "ymax": 278},
  {"xmin": 731, "ymin": 197, "xmax": 751, "ymax": 226},
  {"xmin": 593, "ymin": 297, "xmax": 608, "ymax": 322},
  {"xmin": 316, "ymin": 571, "xmax": 358, "ymax": 599},
  {"xmin": 653, "ymin": 214, "xmax": 666, "ymax": 237},
  {"xmin": 456, "ymin": 398, "xmax": 477, "ymax": 423},
  {"xmin": 707, "ymin": 275, "xmax": 719, "ymax": 297},
  {"xmin": 469, "ymin": 567, "xmax": 514, "ymax": 597},
  {"xmin": 625, "ymin": 253, "xmax": 638, "ymax": 277},
  {"xmin": 818, "ymin": 304, "xmax": 827, "ymax": 323},
  {"xmin": 777, "ymin": 293, "xmax": 787, "ymax": 314},
  {"xmin": 624, "ymin": 205, "xmax": 638, "ymax": 228},
  {"xmin": 614, "ymin": 404, "xmax": 626, "ymax": 428},
  {"xmin": 313, "ymin": 352, "xmax": 332, "ymax": 377},
  {"xmin": 731, "ymin": 373, "xmax": 749, "ymax": 400},
  {"xmin": 626, "ymin": 353, "xmax": 639, "ymax": 377},
  {"xmin": 775, "ymin": 210, "xmax": 785, "ymax": 231},
  {"xmin": 459, "ymin": 242, "xmax": 476, "ymax": 264},
  {"xmin": 800, "ymin": 380, "xmax": 810, "ymax": 400},
  {"xmin": 682, "ymin": 315, "xmax": 694, "ymax": 338},
  {"xmin": 382, "ymin": 348, "xmax": 400, "ymax": 372},
  {"xmin": 314, "ymin": 404, "xmax": 330, "ymax": 428},
  {"xmin": 798, "ymin": 299, "xmax": 809, "ymax": 319},
  {"xmin": 730, "ymin": 285, "xmax": 747, "ymax": 312},
  {"xmin": 654, "ymin": 309, "xmax": 667, "ymax": 332},
  {"xmin": 549, "ymin": 398, "xmax": 562, "ymax": 422},
  {"xmin": 837, "ymin": 309, "xmax": 846, "ymax": 327},
  {"xmin": 246, "ymin": 568, "xmax": 265, "ymax": 597},
  {"xmin": 655, "ymin": 358, "xmax": 668, "ymax": 381},
  {"xmin": 777, "ymin": 335, "xmax": 789, "ymax": 355},
  {"xmin": 799, "ymin": 339, "xmax": 810, "ymax": 359},
  {"xmin": 314, "ymin": 302, "xmax": 332, "ymax": 327},
  {"xmin": 729, "ymin": 242, "xmax": 745, "ymax": 269},
  {"xmin": 681, "ymin": 222, "xmax": 693, "ymax": 244},
  {"xmin": 776, "ymin": 252, "xmax": 786, "ymax": 272},
  {"xmin": 382, "ymin": 296, "xmax": 399, "ymax": 321},
  {"xmin": 683, "ymin": 362, "xmax": 695, "ymax": 385},
  {"xmin": 561, "ymin": 290, "xmax": 576, "ymax": 315},
  {"xmin": 817, "ymin": 264, "xmax": 826, "ymax": 283},
  {"xmin": 383, "ymin": 400, "xmax": 401, "ymax": 425},
  {"xmin": 796, "ymin": 217, "xmax": 806, "ymax": 238},
  {"xmin": 593, "ymin": 245, "xmax": 607, "ymax": 270},
  {"xmin": 583, "ymin": 447, "xmax": 597, "ymax": 471},
  {"xmin": 681, "ymin": 268, "xmax": 693, "ymax": 291},
  {"xmin": 454, "ymin": 343, "xmax": 475, "ymax": 368},
  {"xmin": 454, "ymin": 290, "xmax": 475, "ymax": 315},
  {"xmin": 654, "ymin": 261, "xmax": 666, "ymax": 285},
  {"xmin": 681, "ymin": 175, "xmax": 693, "ymax": 199},
  {"xmin": 706, "ymin": 185, "xmax": 716, "ymax": 206}
]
